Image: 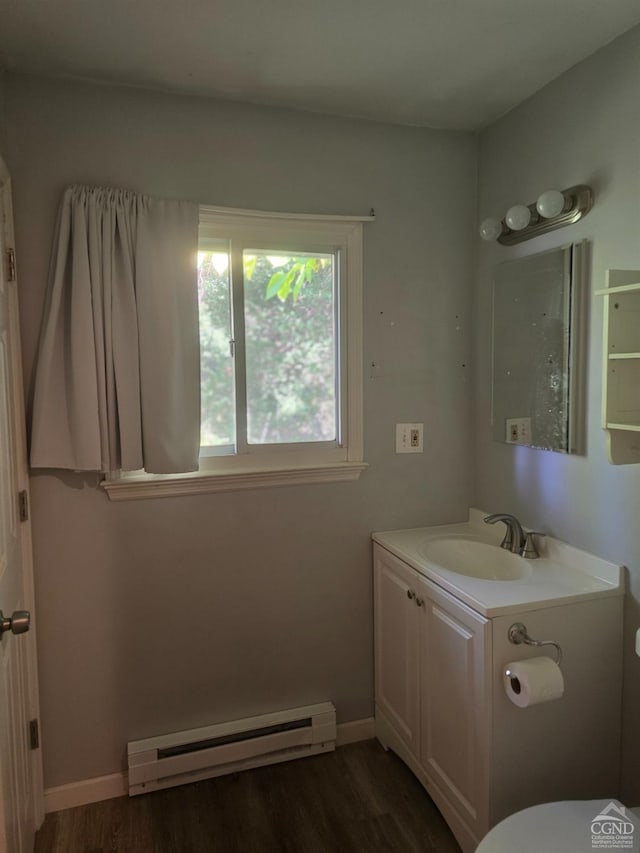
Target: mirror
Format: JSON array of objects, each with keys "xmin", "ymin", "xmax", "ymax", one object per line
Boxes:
[{"xmin": 491, "ymin": 242, "xmax": 586, "ymax": 453}]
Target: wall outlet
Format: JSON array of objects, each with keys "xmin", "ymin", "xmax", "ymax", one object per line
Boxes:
[
  {"xmin": 396, "ymin": 423, "xmax": 424, "ymax": 453},
  {"xmin": 505, "ymin": 417, "xmax": 531, "ymax": 444}
]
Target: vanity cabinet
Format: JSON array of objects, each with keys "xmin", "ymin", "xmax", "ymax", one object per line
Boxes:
[
  {"xmin": 374, "ymin": 545, "xmax": 490, "ymax": 847},
  {"xmin": 596, "ymin": 269, "xmax": 640, "ymax": 463},
  {"xmin": 373, "ymin": 540, "xmax": 623, "ymax": 853}
]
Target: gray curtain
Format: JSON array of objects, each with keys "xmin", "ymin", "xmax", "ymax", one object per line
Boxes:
[{"xmin": 30, "ymin": 185, "xmax": 200, "ymax": 474}]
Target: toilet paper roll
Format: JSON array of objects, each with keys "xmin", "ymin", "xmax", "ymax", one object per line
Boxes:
[{"xmin": 503, "ymin": 656, "xmax": 564, "ymax": 708}]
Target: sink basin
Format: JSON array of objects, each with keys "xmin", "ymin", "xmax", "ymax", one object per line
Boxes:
[
  {"xmin": 373, "ymin": 511, "xmax": 624, "ymax": 615},
  {"xmin": 417, "ymin": 537, "xmax": 532, "ymax": 581}
]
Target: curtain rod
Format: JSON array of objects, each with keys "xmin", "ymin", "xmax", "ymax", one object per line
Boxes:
[{"xmin": 200, "ymin": 204, "xmax": 375, "ymax": 222}]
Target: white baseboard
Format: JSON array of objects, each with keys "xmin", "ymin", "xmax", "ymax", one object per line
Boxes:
[
  {"xmin": 45, "ymin": 771, "xmax": 127, "ymax": 813},
  {"xmin": 336, "ymin": 716, "xmax": 375, "ymax": 746},
  {"xmin": 44, "ymin": 716, "xmax": 375, "ymax": 813}
]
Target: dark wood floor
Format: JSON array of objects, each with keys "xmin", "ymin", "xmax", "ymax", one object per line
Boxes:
[{"xmin": 35, "ymin": 740, "xmax": 461, "ymax": 852}]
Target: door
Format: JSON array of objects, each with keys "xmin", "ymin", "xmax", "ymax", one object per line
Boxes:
[
  {"xmin": 419, "ymin": 576, "xmax": 490, "ymax": 839},
  {"xmin": 373, "ymin": 545, "xmax": 420, "ymax": 757},
  {"xmin": 0, "ymin": 156, "xmax": 43, "ymax": 852}
]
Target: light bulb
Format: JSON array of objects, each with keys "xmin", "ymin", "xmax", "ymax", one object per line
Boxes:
[
  {"xmin": 536, "ymin": 189, "xmax": 565, "ymax": 219},
  {"xmin": 479, "ymin": 217, "xmax": 503, "ymax": 242},
  {"xmin": 505, "ymin": 204, "xmax": 531, "ymax": 231}
]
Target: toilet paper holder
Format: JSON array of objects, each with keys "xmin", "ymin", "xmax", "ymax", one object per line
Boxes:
[{"xmin": 507, "ymin": 622, "xmax": 563, "ymax": 665}]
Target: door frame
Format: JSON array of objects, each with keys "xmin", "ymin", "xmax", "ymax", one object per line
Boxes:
[{"xmin": 0, "ymin": 153, "xmax": 45, "ymax": 833}]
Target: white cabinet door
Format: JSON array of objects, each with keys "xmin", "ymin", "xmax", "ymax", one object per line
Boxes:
[
  {"xmin": 419, "ymin": 577, "xmax": 490, "ymax": 838},
  {"xmin": 373, "ymin": 546, "xmax": 420, "ymax": 757}
]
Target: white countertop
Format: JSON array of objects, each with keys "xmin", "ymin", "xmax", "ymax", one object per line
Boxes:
[{"xmin": 372, "ymin": 509, "xmax": 624, "ymax": 617}]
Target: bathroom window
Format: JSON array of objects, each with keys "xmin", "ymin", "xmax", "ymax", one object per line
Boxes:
[
  {"xmin": 200, "ymin": 243, "xmax": 338, "ymax": 448},
  {"xmin": 103, "ymin": 207, "xmax": 366, "ymax": 500},
  {"xmin": 193, "ymin": 208, "xmax": 365, "ymax": 487}
]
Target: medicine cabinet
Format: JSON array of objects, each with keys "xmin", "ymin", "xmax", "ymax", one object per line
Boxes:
[{"xmin": 491, "ymin": 242, "xmax": 586, "ymax": 454}]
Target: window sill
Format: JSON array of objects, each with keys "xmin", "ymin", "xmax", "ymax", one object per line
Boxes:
[{"xmin": 102, "ymin": 461, "xmax": 368, "ymax": 501}]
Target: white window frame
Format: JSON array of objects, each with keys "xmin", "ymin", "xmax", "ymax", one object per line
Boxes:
[{"xmin": 103, "ymin": 206, "xmax": 368, "ymax": 500}]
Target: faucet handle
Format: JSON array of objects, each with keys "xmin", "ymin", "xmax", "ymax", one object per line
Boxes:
[{"xmin": 520, "ymin": 531, "xmax": 545, "ymax": 559}]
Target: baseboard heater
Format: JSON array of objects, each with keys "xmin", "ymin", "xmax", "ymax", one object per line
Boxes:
[{"xmin": 127, "ymin": 701, "xmax": 336, "ymax": 796}]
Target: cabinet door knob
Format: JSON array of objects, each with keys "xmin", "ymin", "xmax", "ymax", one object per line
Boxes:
[
  {"xmin": 415, "ymin": 597, "xmax": 424, "ymax": 607},
  {"xmin": 407, "ymin": 589, "xmax": 416, "ymax": 600}
]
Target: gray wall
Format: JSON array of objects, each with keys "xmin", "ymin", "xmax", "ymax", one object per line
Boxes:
[
  {"xmin": 3, "ymin": 75, "xmax": 476, "ymax": 788},
  {"xmin": 475, "ymin": 25, "xmax": 640, "ymax": 803}
]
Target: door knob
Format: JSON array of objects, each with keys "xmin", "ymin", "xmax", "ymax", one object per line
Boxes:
[{"xmin": 0, "ymin": 610, "xmax": 30, "ymax": 636}]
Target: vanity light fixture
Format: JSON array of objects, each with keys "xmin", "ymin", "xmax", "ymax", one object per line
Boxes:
[{"xmin": 480, "ymin": 185, "xmax": 593, "ymax": 246}]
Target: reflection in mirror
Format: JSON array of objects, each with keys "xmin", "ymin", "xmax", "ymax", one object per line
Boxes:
[{"xmin": 492, "ymin": 242, "xmax": 586, "ymax": 453}]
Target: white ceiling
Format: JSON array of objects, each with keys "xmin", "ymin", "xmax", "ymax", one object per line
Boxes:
[{"xmin": 1, "ymin": 0, "xmax": 639, "ymax": 130}]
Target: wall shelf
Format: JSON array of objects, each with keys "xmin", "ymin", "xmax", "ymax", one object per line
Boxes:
[
  {"xmin": 594, "ymin": 281, "xmax": 640, "ymax": 295},
  {"xmin": 597, "ymin": 269, "xmax": 640, "ymax": 463}
]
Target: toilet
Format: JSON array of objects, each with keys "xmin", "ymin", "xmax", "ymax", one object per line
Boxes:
[{"xmin": 476, "ymin": 799, "xmax": 640, "ymax": 852}]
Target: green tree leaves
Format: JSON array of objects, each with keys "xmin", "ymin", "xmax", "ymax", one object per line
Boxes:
[
  {"xmin": 245, "ymin": 254, "xmax": 329, "ymax": 303},
  {"xmin": 198, "ymin": 249, "xmax": 336, "ymax": 447}
]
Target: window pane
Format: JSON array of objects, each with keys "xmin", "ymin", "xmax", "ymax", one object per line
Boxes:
[
  {"xmin": 198, "ymin": 247, "xmax": 235, "ymax": 448},
  {"xmin": 243, "ymin": 250, "xmax": 337, "ymax": 444}
]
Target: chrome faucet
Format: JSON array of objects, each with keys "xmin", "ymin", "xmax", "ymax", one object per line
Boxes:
[{"xmin": 483, "ymin": 513, "xmax": 526, "ymax": 554}]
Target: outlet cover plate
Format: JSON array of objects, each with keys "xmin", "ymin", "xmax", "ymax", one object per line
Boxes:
[
  {"xmin": 505, "ymin": 417, "xmax": 531, "ymax": 445},
  {"xmin": 396, "ymin": 423, "xmax": 424, "ymax": 453}
]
